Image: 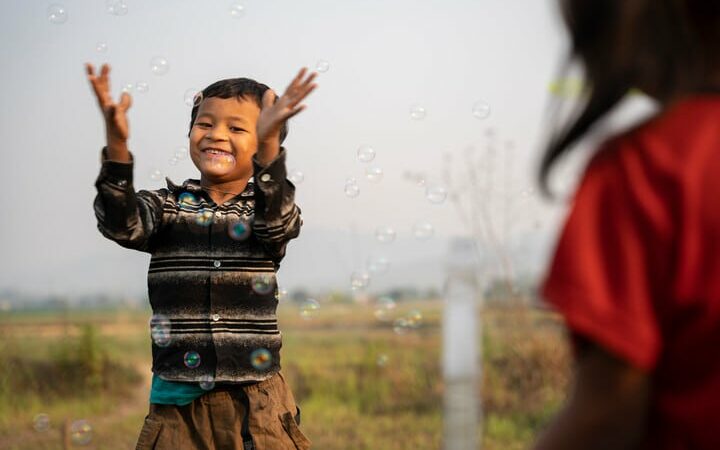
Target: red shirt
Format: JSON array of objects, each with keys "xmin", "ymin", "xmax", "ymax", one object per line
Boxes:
[{"xmin": 543, "ymin": 96, "xmax": 720, "ymax": 449}]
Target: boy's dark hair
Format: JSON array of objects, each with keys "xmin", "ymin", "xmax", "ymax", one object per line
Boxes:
[
  {"xmin": 540, "ymin": 0, "xmax": 720, "ymax": 196},
  {"xmin": 188, "ymin": 78, "xmax": 288, "ymax": 144}
]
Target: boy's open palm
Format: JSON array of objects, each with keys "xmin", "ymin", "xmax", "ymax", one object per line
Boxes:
[
  {"xmin": 86, "ymin": 63, "xmax": 132, "ymax": 144},
  {"xmin": 256, "ymin": 68, "xmax": 317, "ymax": 162}
]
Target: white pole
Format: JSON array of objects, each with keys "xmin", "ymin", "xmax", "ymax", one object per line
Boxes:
[{"xmin": 442, "ymin": 238, "xmax": 481, "ymax": 450}]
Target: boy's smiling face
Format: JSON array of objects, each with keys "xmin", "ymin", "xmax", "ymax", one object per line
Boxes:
[{"xmin": 189, "ymin": 96, "xmax": 261, "ymax": 183}]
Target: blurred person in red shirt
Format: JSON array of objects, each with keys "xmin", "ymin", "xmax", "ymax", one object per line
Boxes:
[{"xmin": 534, "ymin": 1, "xmax": 720, "ymax": 449}]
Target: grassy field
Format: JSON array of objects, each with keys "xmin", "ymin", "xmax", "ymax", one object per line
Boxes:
[{"xmin": 0, "ymin": 299, "xmax": 570, "ymax": 450}]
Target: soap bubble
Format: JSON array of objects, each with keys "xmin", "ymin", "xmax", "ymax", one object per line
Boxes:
[
  {"xmin": 150, "ymin": 314, "xmax": 172, "ymax": 347},
  {"xmin": 393, "ymin": 317, "xmax": 410, "ymax": 335},
  {"xmin": 229, "ymin": 3, "xmax": 245, "ymax": 18},
  {"xmin": 425, "ymin": 185, "xmax": 448, "ymax": 204},
  {"xmin": 366, "ymin": 256, "xmax": 390, "ymax": 273},
  {"xmin": 33, "ymin": 413, "xmax": 50, "ymax": 432},
  {"xmin": 356, "ymin": 145, "xmax": 375, "ymax": 163},
  {"xmin": 194, "ymin": 209, "xmax": 215, "ymax": 227},
  {"xmin": 472, "ymin": 101, "xmax": 491, "ymax": 119},
  {"xmin": 350, "ymin": 272, "xmax": 370, "ymax": 290},
  {"xmin": 106, "ymin": 0, "xmax": 128, "ymax": 16},
  {"xmin": 405, "ymin": 309, "xmax": 423, "ymax": 328},
  {"xmin": 70, "ymin": 419, "xmax": 93, "ymax": 446},
  {"xmin": 95, "ymin": 42, "xmax": 108, "ymax": 53},
  {"xmin": 47, "ymin": 4, "xmax": 68, "ymax": 24},
  {"xmin": 316, "ymin": 60, "xmax": 330, "ymax": 73},
  {"xmin": 168, "ymin": 157, "xmax": 179, "ymax": 166},
  {"xmin": 289, "ymin": 170, "xmax": 304, "ymax": 184},
  {"xmin": 184, "ymin": 351, "xmax": 201, "ymax": 369},
  {"xmin": 250, "ymin": 348, "xmax": 272, "ymax": 370},
  {"xmin": 375, "ymin": 226, "xmax": 396, "ymax": 244},
  {"xmin": 150, "ymin": 56, "xmax": 169, "ymax": 76},
  {"xmin": 300, "ymin": 298, "xmax": 320, "ymax": 319},
  {"xmin": 344, "ymin": 178, "xmax": 360, "ymax": 198},
  {"xmin": 198, "ymin": 374, "xmax": 215, "ymax": 390},
  {"xmin": 412, "ymin": 221, "xmax": 434, "ymax": 240},
  {"xmin": 228, "ymin": 219, "xmax": 252, "ymax": 241},
  {"xmin": 174, "ymin": 146, "xmax": 188, "ymax": 160},
  {"xmin": 251, "ymin": 274, "xmax": 275, "ymax": 295},
  {"xmin": 410, "ymin": 105, "xmax": 426, "ymax": 120},
  {"xmin": 277, "ymin": 288, "xmax": 288, "ymax": 301},
  {"xmin": 373, "ymin": 296, "xmax": 396, "ymax": 322},
  {"xmin": 135, "ymin": 81, "xmax": 149, "ymax": 93},
  {"xmin": 376, "ymin": 354, "xmax": 389, "ymax": 367},
  {"xmin": 121, "ymin": 83, "xmax": 134, "ymax": 94},
  {"xmin": 178, "ymin": 192, "xmax": 199, "ymax": 210},
  {"xmin": 365, "ymin": 167, "xmax": 383, "ymax": 183},
  {"xmin": 184, "ymin": 88, "xmax": 202, "ymax": 107}
]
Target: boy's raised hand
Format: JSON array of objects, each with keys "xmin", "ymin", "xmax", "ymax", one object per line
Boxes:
[
  {"xmin": 85, "ymin": 63, "xmax": 132, "ymax": 161},
  {"xmin": 256, "ymin": 68, "xmax": 317, "ymax": 165}
]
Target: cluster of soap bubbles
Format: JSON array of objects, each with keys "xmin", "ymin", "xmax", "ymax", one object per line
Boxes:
[
  {"xmin": 404, "ymin": 101, "xmax": 491, "ymax": 121},
  {"xmin": 250, "ymin": 348, "xmax": 272, "ymax": 370},
  {"xmin": 370, "ymin": 296, "xmax": 424, "ymax": 335}
]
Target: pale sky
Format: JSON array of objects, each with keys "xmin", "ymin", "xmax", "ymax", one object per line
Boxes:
[{"xmin": 1, "ymin": 0, "xmax": 648, "ymax": 299}]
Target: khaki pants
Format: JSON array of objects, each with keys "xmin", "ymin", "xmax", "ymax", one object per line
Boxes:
[{"xmin": 135, "ymin": 372, "xmax": 311, "ymax": 450}]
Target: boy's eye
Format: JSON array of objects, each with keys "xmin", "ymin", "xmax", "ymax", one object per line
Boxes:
[
  {"xmin": 195, "ymin": 122, "xmax": 212, "ymax": 128},
  {"xmin": 230, "ymin": 126, "xmax": 246, "ymax": 133}
]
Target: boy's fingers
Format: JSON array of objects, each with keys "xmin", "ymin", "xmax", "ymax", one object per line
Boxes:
[
  {"xmin": 290, "ymin": 67, "xmax": 308, "ymax": 88},
  {"xmin": 262, "ymin": 89, "xmax": 276, "ymax": 109},
  {"xmin": 287, "ymin": 83, "xmax": 317, "ymax": 108},
  {"xmin": 118, "ymin": 91, "xmax": 132, "ymax": 111},
  {"xmin": 301, "ymin": 71, "xmax": 318, "ymax": 88},
  {"xmin": 285, "ymin": 104, "xmax": 307, "ymax": 120}
]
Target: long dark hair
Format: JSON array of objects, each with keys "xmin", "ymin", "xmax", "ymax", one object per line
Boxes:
[{"xmin": 540, "ymin": 0, "xmax": 720, "ymax": 196}]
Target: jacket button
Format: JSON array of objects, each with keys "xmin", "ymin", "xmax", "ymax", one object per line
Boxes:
[
  {"xmin": 213, "ymin": 260, "xmax": 221, "ymax": 268},
  {"xmin": 260, "ymin": 173, "xmax": 271, "ymax": 182},
  {"xmin": 212, "ymin": 313, "xmax": 220, "ymax": 321}
]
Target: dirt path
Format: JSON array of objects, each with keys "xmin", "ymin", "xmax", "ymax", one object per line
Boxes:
[{"xmin": 0, "ymin": 360, "xmax": 152, "ymax": 450}]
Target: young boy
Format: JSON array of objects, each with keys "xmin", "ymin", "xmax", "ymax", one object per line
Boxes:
[{"xmin": 86, "ymin": 63, "xmax": 316, "ymax": 450}]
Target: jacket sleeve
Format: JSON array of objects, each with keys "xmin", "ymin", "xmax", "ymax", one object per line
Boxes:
[
  {"xmin": 251, "ymin": 148, "xmax": 303, "ymax": 262},
  {"xmin": 93, "ymin": 147, "xmax": 168, "ymax": 253}
]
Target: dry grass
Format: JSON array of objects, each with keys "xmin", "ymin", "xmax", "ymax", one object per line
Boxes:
[{"xmin": 0, "ymin": 300, "xmax": 571, "ymax": 450}]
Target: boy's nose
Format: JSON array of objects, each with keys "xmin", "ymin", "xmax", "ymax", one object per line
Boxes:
[{"xmin": 205, "ymin": 131, "xmax": 227, "ymax": 140}]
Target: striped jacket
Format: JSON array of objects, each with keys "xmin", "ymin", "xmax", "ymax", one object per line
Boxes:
[{"xmin": 93, "ymin": 147, "xmax": 301, "ymax": 384}]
